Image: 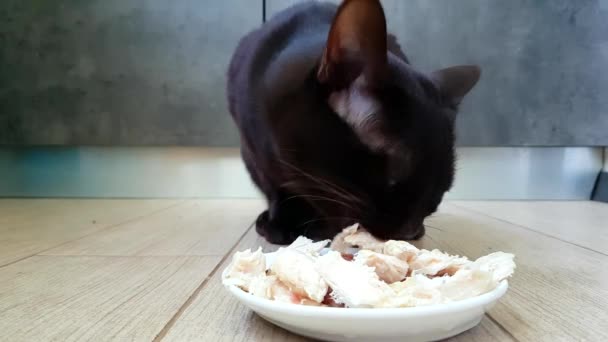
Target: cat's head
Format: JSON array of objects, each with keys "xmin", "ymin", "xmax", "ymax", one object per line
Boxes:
[{"xmin": 314, "ymin": 0, "xmax": 480, "ymax": 239}]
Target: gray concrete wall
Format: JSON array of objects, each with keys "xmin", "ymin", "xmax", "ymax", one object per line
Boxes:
[
  {"xmin": 0, "ymin": 0, "xmax": 261, "ymax": 146},
  {"xmin": 1, "ymin": 0, "xmax": 607, "ymax": 146},
  {"xmin": 271, "ymin": 0, "xmax": 608, "ymax": 146}
]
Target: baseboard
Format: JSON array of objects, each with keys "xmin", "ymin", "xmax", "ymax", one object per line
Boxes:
[
  {"xmin": 446, "ymin": 147, "xmax": 602, "ymax": 200},
  {"xmin": 604, "ymin": 147, "xmax": 608, "ymax": 172},
  {"xmin": 0, "ymin": 147, "xmax": 261, "ymax": 198},
  {"xmin": 0, "ymin": 146, "xmax": 603, "ymax": 200}
]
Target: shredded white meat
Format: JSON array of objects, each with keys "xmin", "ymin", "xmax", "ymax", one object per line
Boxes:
[
  {"xmin": 355, "ymin": 250, "xmax": 409, "ymax": 284},
  {"xmin": 270, "ymin": 248, "xmax": 328, "ymax": 303},
  {"xmin": 222, "ymin": 225, "xmax": 516, "ymax": 308},
  {"xmin": 330, "ymin": 223, "xmax": 385, "ymax": 253},
  {"xmin": 316, "ymin": 251, "xmax": 394, "ymax": 308},
  {"xmin": 223, "ymin": 247, "xmax": 266, "ymax": 292}
]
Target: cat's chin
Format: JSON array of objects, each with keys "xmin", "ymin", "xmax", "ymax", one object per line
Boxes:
[
  {"xmin": 404, "ymin": 226, "xmax": 426, "ymax": 241},
  {"xmin": 255, "ymin": 211, "xmax": 293, "ymax": 245},
  {"xmin": 371, "ymin": 224, "xmax": 426, "ymax": 242}
]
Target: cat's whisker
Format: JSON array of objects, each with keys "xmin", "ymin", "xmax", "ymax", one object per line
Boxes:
[
  {"xmin": 278, "ymin": 159, "xmax": 350, "ymax": 195},
  {"xmin": 284, "ymin": 175, "xmax": 364, "ymax": 214},
  {"xmin": 280, "ymin": 180, "xmax": 360, "ymax": 214},
  {"xmin": 281, "ymin": 194, "xmax": 358, "ymax": 212},
  {"xmin": 296, "ymin": 216, "xmax": 360, "ymax": 230},
  {"xmin": 278, "ymin": 158, "xmax": 367, "ymax": 208}
]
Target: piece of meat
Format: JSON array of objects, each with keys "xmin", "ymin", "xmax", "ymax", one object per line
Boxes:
[
  {"xmin": 270, "ymin": 249, "xmax": 328, "ymax": 303},
  {"xmin": 472, "ymin": 252, "xmax": 516, "ymax": 283},
  {"xmin": 330, "ymin": 224, "xmax": 360, "ymax": 253},
  {"xmin": 409, "ymin": 249, "xmax": 470, "ymax": 276},
  {"xmin": 344, "ymin": 228, "xmax": 385, "ymax": 252},
  {"xmin": 383, "ymin": 252, "xmax": 514, "ymax": 305},
  {"xmin": 287, "ymin": 236, "xmax": 330, "ymax": 256},
  {"xmin": 316, "ymin": 251, "xmax": 394, "ymax": 308},
  {"xmin": 223, "ymin": 247, "xmax": 266, "ymax": 291},
  {"xmin": 382, "ymin": 274, "xmax": 446, "ymax": 307},
  {"xmin": 330, "ymin": 223, "xmax": 385, "ymax": 253},
  {"xmin": 250, "ymin": 275, "xmax": 322, "ymax": 306},
  {"xmin": 249, "ymin": 275, "xmax": 290, "ymax": 300},
  {"xmin": 355, "ymin": 250, "xmax": 409, "ymax": 284},
  {"xmin": 224, "ymin": 230, "xmax": 517, "ymax": 308},
  {"xmin": 341, "ymin": 253, "xmax": 354, "ymax": 261},
  {"xmin": 383, "ymin": 240, "xmax": 420, "ymax": 262},
  {"xmin": 322, "ymin": 289, "xmax": 346, "ymax": 308},
  {"xmin": 440, "ymin": 268, "xmax": 495, "ymax": 301}
]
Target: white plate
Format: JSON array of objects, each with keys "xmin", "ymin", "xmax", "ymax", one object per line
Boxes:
[{"xmin": 223, "ymin": 252, "xmax": 509, "ymax": 342}]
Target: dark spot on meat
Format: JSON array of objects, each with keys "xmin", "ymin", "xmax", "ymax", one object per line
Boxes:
[
  {"xmin": 322, "ymin": 289, "xmax": 345, "ymax": 308},
  {"xmin": 341, "ymin": 253, "xmax": 354, "ymax": 261}
]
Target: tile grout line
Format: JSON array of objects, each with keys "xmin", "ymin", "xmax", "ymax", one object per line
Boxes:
[
  {"xmin": 152, "ymin": 223, "xmax": 255, "ymax": 342},
  {"xmin": 36, "ymin": 200, "xmax": 187, "ymax": 254},
  {"xmin": 0, "ymin": 200, "xmax": 186, "ymax": 269},
  {"xmin": 485, "ymin": 313, "xmax": 521, "ymax": 342},
  {"xmin": 30, "ymin": 254, "xmax": 228, "ymax": 259},
  {"xmin": 450, "ymin": 203, "xmax": 608, "ymax": 257}
]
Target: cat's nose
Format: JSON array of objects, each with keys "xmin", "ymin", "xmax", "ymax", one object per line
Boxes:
[
  {"xmin": 398, "ymin": 223, "xmax": 425, "ymax": 240},
  {"xmin": 410, "ymin": 225, "xmax": 425, "ymax": 240}
]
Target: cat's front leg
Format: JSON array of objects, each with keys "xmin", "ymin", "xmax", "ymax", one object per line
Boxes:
[
  {"xmin": 255, "ymin": 210, "xmax": 290, "ymax": 244},
  {"xmin": 255, "ymin": 192, "xmax": 321, "ymax": 245}
]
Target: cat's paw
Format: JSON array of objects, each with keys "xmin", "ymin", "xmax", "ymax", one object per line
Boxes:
[{"xmin": 255, "ymin": 211, "xmax": 297, "ymax": 245}]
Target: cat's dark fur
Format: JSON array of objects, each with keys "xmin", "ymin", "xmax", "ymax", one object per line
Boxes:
[{"xmin": 227, "ymin": 0, "xmax": 480, "ymax": 244}]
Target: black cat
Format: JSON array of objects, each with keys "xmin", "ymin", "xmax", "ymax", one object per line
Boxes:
[{"xmin": 227, "ymin": 0, "xmax": 480, "ymax": 244}]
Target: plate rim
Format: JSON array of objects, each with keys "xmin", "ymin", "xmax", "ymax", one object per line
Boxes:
[{"xmin": 224, "ymin": 279, "xmax": 508, "ymax": 318}]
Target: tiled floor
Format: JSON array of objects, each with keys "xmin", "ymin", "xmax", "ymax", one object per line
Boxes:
[{"xmin": 0, "ymin": 199, "xmax": 606, "ymax": 341}]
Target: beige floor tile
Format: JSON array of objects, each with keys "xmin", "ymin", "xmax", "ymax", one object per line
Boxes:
[
  {"xmin": 0, "ymin": 255, "xmax": 221, "ymax": 342},
  {"xmin": 3, "ymin": 199, "xmax": 605, "ymax": 341},
  {"xmin": 453, "ymin": 201, "xmax": 608, "ymax": 254},
  {"xmin": 43, "ymin": 200, "xmax": 264, "ymax": 257},
  {"xmin": 424, "ymin": 204, "xmax": 608, "ymax": 342},
  {"xmin": 160, "ymin": 228, "xmax": 292, "ymax": 341},
  {"xmin": 0, "ymin": 199, "xmax": 179, "ymax": 266}
]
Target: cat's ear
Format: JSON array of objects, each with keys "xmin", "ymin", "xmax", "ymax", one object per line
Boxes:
[
  {"xmin": 317, "ymin": 0, "xmax": 388, "ymax": 88},
  {"xmin": 431, "ymin": 65, "xmax": 481, "ymax": 105}
]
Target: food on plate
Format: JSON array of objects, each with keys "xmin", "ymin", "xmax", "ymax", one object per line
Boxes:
[
  {"xmin": 409, "ymin": 249, "xmax": 470, "ymax": 276},
  {"xmin": 331, "ymin": 223, "xmax": 385, "ymax": 253},
  {"xmin": 382, "ymin": 240, "xmax": 419, "ymax": 262},
  {"xmin": 354, "ymin": 250, "xmax": 409, "ymax": 284},
  {"xmin": 222, "ymin": 247, "xmax": 266, "ymax": 292},
  {"xmin": 317, "ymin": 250, "xmax": 394, "ymax": 308},
  {"xmin": 270, "ymin": 248, "xmax": 328, "ymax": 303},
  {"xmin": 384, "ymin": 274, "xmax": 445, "ymax": 307},
  {"xmin": 223, "ymin": 225, "xmax": 516, "ymax": 308}
]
